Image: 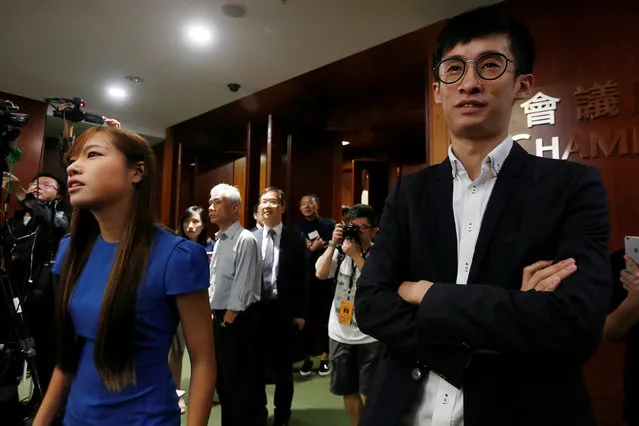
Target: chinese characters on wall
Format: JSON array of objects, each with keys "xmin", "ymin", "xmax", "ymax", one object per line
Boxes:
[{"xmin": 513, "ymin": 80, "xmax": 637, "ymax": 160}]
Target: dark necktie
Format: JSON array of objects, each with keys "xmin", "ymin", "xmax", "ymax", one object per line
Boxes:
[{"xmin": 262, "ymin": 229, "xmax": 275, "ymax": 298}]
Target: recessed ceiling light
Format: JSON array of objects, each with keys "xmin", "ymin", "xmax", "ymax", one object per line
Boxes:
[
  {"xmin": 187, "ymin": 25, "xmax": 212, "ymax": 46},
  {"xmin": 126, "ymin": 76, "xmax": 144, "ymax": 83},
  {"xmin": 108, "ymin": 87, "xmax": 127, "ymax": 99},
  {"xmin": 222, "ymin": 3, "xmax": 248, "ymax": 18},
  {"xmin": 342, "ymin": 141, "xmax": 350, "ymax": 146}
]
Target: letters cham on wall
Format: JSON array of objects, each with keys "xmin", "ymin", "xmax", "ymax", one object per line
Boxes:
[{"xmin": 509, "ymin": 81, "xmax": 639, "ymax": 160}]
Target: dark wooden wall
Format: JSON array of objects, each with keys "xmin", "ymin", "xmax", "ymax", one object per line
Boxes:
[
  {"xmin": 0, "ymin": 92, "xmax": 47, "ymax": 215},
  {"xmin": 500, "ymin": 2, "xmax": 639, "ymax": 424}
]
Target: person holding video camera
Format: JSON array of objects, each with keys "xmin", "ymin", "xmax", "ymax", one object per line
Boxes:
[
  {"xmin": 58, "ymin": 102, "xmax": 121, "ymax": 151},
  {"xmin": 2, "ymin": 172, "xmax": 68, "ymax": 399},
  {"xmin": 315, "ymin": 204, "xmax": 382, "ymax": 426}
]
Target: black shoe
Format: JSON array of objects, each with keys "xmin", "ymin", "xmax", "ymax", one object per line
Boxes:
[
  {"xmin": 299, "ymin": 359, "xmax": 313, "ymax": 377},
  {"xmin": 318, "ymin": 360, "xmax": 331, "ymax": 376}
]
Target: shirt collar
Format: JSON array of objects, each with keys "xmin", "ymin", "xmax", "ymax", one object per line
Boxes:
[
  {"xmin": 263, "ymin": 222, "xmax": 283, "ymax": 237},
  {"xmin": 216, "ymin": 220, "xmax": 242, "ymax": 241},
  {"xmin": 448, "ymin": 136, "xmax": 513, "ymax": 179}
]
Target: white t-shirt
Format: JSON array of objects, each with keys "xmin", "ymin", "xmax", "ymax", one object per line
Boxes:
[{"xmin": 316, "ymin": 249, "xmax": 377, "ymax": 345}]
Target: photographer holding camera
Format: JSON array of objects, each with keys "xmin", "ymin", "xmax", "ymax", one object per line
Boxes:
[
  {"xmin": 2, "ymin": 172, "xmax": 68, "ymax": 401},
  {"xmin": 315, "ymin": 204, "xmax": 382, "ymax": 426}
]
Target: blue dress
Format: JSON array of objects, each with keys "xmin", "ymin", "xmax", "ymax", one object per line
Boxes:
[{"xmin": 52, "ymin": 227, "xmax": 210, "ymax": 426}]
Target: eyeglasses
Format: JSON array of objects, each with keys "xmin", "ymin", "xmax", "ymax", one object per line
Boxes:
[
  {"xmin": 28, "ymin": 182, "xmax": 59, "ymax": 191},
  {"xmin": 260, "ymin": 200, "xmax": 280, "ymax": 207},
  {"xmin": 434, "ymin": 53, "xmax": 514, "ymax": 85},
  {"xmin": 353, "ymin": 224, "xmax": 373, "ymax": 230}
]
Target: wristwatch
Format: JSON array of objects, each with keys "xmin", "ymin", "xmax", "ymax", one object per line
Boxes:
[{"xmin": 328, "ymin": 240, "xmax": 337, "ymax": 248}]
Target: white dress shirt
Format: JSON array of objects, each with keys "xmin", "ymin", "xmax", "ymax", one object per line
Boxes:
[
  {"xmin": 261, "ymin": 223, "xmax": 282, "ymax": 297},
  {"xmin": 410, "ymin": 136, "xmax": 514, "ymax": 426}
]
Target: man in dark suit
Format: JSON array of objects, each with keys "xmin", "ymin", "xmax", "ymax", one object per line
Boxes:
[
  {"xmin": 355, "ymin": 6, "xmax": 611, "ymax": 426},
  {"xmin": 254, "ymin": 186, "xmax": 308, "ymax": 426}
]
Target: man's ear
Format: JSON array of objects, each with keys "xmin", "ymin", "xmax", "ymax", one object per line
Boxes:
[
  {"xmin": 514, "ymin": 74, "xmax": 535, "ymax": 101},
  {"xmin": 432, "ymin": 81, "xmax": 443, "ymax": 104},
  {"xmin": 131, "ymin": 161, "xmax": 145, "ymax": 184}
]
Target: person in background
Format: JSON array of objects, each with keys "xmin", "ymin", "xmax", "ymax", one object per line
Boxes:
[
  {"xmin": 1, "ymin": 172, "xmax": 68, "ymax": 422},
  {"xmin": 251, "ymin": 203, "xmax": 264, "ymax": 232},
  {"xmin": 341, "ymin": 205, "xmax": 351, "ymax": 224},
  {"xmin": 292, "ymin": 194, "xmax": 336, "ymax": 377},
  {"xmin": 33, "ymin": 127, "xmax": 216, "ymax": 426},
  {"xmin": 604, "ymin": 252, "xmax": 639, "ymax": 426},
  {"xmin": 172, "ymin": 205, "xmax": 215, "ymax": 414},
  {"xmin": 254, "ymin": 187, "xmax": 308, "ymax": 426},
  {"xmin": 315, "ymin": 204, "xmax": 382, "ymax": 426},
  {"xmin": 208, "ymin": 183, "xmax": 265, "ymax": 426}
]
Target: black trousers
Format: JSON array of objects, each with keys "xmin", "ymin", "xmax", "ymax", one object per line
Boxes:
[
  {"xmin": 260, "ymin": 299, "xmax": 295, "ymax": 422},
  {"xmin": 300, "ymin": 278, "xmax": 333, "ymax": 356},
  {"xmin": 213, "ymin": 304, "xmax": 266, "ymax": 426},
  {"xmin": 27, "ymin": 303, "xmax": 56, "ymax": 399}
]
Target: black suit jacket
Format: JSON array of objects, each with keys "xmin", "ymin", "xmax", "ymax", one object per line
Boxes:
[
  {"xmin": 355, "ymin": 143, "xmax": 611, "ymax": 426},
  {"xmin": 253, "ymin": 226, "xmax": 309, "ymax": 319}
]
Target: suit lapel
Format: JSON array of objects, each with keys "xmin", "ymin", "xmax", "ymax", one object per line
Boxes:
[
  {"xmin": 277, "ymin": 227, "xmax": 287, "ymax": 280},
  {"xmin": 468, "ymin": 143, "xmax": 529, "ymax": 283},
  {"xmin": 431, "ymin": 160, "xmax": 458, "ymax": 282}
]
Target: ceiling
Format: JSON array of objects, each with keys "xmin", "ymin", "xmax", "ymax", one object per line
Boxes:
[{"xmin": 0, "ymin": 0, "xmax": 499, "ymax": 139}]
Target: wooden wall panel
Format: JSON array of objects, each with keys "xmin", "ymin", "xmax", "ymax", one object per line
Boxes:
[
  {"xmin": 0, "ymin": 92, "xmax": 47, "ymax": 216},
  {"xmin": 288, "ymin": 130, "xmax": 342, "ymax": 226},
  {"xmin": 233, "ymin": 157, "xmax": 246, "ymax": 227},
  {"xmin": 497, "ymin": 2, "xmax": 639, "ymax": 423},
  {"xmin": 245, "ymin": 122, "xmax": 263, "ymax": 228},
  {"xmin": 160, "ymin": 128, "xmax": 175, "ymax": 226},
  {"xmin": 342, "ymin": 168, "xmax": 353, "ymax": 208}
]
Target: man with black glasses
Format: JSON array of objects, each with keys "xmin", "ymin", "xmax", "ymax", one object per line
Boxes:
[{"xmin": 356, "ymin": 6, "xmax": 611, "ymax": 426}]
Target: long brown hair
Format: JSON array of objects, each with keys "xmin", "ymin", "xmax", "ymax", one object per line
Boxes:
[{"xmin": 56, "ymin": 126, "xmax": 157, "ymax": 392}]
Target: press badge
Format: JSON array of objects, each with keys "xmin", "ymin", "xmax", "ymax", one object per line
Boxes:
[{"xmin": 338, "ymin": 300, "xmax": 354, "ymax": 325}]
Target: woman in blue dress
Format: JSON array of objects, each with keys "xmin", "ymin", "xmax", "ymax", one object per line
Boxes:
[
  {"xmin": 172, "ymin": 205, "xmax": 215, "ymax": 414},
  {"xmin": 33, "ymin": 127, "xmax": 216, "ymax": 426}
]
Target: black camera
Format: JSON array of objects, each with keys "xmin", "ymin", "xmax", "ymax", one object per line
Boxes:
[
  {"xmin": 0, "ymin": 99, "xmax": 29, "ymax": 144},
  {"xmin": 342, "ymin": 224, "xmax": 360, "ymax": 241},
  {"xmin": 45, "ymin": 97, "xmax": 104, "ymax": 125}
]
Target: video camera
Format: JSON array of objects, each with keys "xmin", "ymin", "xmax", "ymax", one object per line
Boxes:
[
  {"xmin": 0, "ymin": 99, "xmax": 29, "ymax": 145},
  {"xmin": 45, "ymin": 97, "xmax": 104, "ymax": 125}
]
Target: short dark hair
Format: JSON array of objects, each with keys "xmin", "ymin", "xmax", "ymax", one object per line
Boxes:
[
  {"xmin": 433, "ymin": 6, "xmax": 536, "ymax": 76},
  {"xmin": 301, "ymin": 193, "xmax": 320, "ymax": 205},
  {"xmin": 260, "ymin": 186, "xmax": 286, "ymax": 207},
  {"xmin": 341, "ymin": 205, "xmax": 351, "ymax": 216},
  {"xmin": 347, "ymin": 204, "xmax": 377, "ymax": 227},
  {"xmin": 33, "ymin": 172, "xmax": 66, "ymax": 196},
  {"xmin": 253, "ymin": 203, "xmax": 259, "ymax": 214}
]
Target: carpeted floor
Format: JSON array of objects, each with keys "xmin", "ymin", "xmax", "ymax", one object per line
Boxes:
[{"xmin": 180, "ymin": 356, "xmax": 352, "ymax": 425}]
